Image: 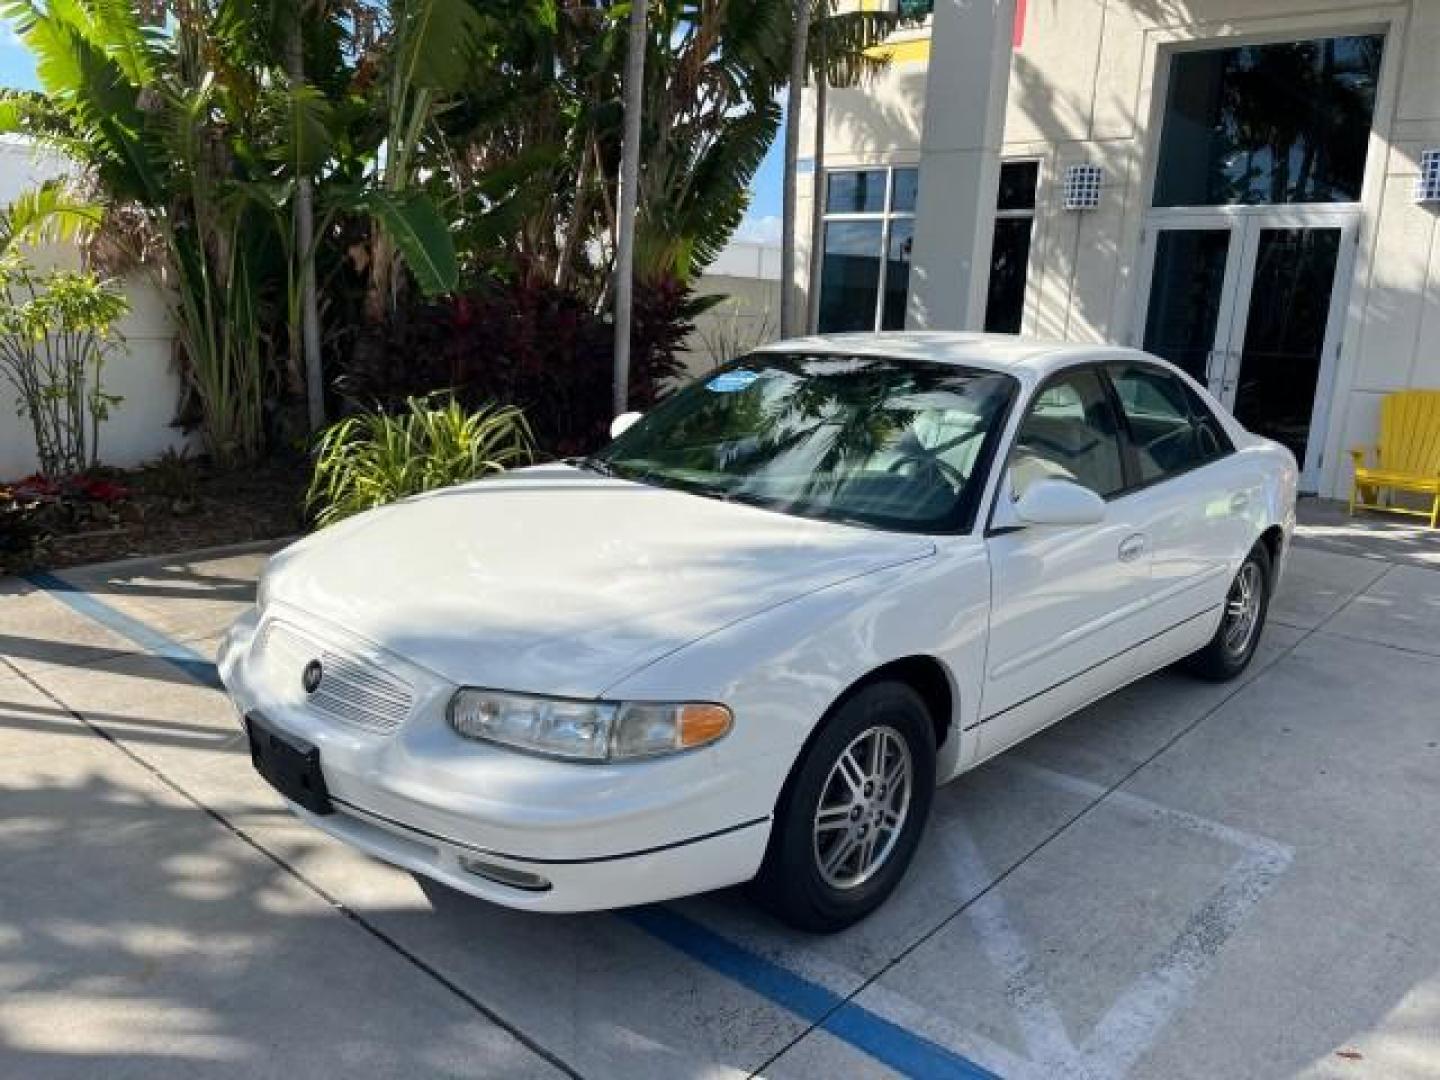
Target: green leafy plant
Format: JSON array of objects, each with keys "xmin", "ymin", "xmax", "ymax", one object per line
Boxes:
[
  {"xmin": 0, "ymin": 263, "xmax": 129, "ymax": 478},
  {"xmin": 307, "ymin": 396, "xmax": 533, "ymax": 527}
]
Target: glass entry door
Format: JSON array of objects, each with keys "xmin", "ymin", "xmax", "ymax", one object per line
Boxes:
[
  {"xmin": 1138, "ymin": 211, "xmax": 1356, "ymax": 490},
  {"xmin": 1139, "ymin": 224, "xmax": 1240, "ymax": 385},
  {"xmin": 1219, "ymin": 227, "xmax": 1344, "ymax": 471}
]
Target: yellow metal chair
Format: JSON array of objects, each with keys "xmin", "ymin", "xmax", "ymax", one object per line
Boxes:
[{"xmin": 1349, "ymin": 389, "xmax": 1440, "ymax": 527}]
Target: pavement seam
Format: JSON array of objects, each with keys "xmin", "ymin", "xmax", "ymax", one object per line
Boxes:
[
  {"xmin": 0, "ymin": 651, "xmax": 587, "ymax": 1080},
  {"xmin": 750, "ymin": 559, "xmax": 1399, "ymax": 1078},
  {"xmin": 1306, "ymin": 625, "xmax": 1440, "ymax": 660}
]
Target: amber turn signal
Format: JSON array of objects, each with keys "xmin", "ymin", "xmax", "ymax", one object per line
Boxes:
[{"xmin": 677, "ymin": 703, "xmax": 733, "ymax": 748}]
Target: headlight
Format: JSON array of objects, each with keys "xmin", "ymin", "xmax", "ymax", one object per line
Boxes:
[{"xmin": 447, "ymin": 689, "xmax": 732, "ymax": 762}]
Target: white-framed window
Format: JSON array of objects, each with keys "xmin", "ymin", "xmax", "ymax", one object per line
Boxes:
[
  {"xmin": 983, "ymin": 159, "xmax": 1040, "ymax": 334},
  {"xmin": 815, "ymin": 165, "xmax": 918, "ymax": 333}
]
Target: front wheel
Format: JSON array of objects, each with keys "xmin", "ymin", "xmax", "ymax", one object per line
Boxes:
[
  {"xmin": 751, "ymin": 682, "xmax": 936, "ymax": 933},
  {"xmin": 1184, "ymin": 541, "xmax": 1272, "ymax": 681}
]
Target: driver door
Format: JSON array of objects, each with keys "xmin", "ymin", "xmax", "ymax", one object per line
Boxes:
[{"xmin": 980, "ymin": 366, "xmax": 1152, "ymax": 760}]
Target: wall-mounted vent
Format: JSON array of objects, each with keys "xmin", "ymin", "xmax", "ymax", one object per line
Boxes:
[
  {"xmin": 1417, "ymin": 149, "xmax": 1440, "ymax": 204},
  {"xmin": 1063, "ymin": 164, "xmax": 1103, "ymax": 210}
]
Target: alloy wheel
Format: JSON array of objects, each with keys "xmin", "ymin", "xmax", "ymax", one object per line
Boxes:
[
  {"xmin": 1223, "ymin": 560, "xmax": 1264, "ymax": 657},
  {"xmin": 812, "ymin": 725, "xmax": 913, "ymax": 890}
]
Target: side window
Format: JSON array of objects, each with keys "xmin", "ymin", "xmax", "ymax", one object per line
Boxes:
[
  {"xmin": 1182, "ymin": 382, "xmax": 1235, "ymax": 460},
  {"xmin": 1108, "ymin": 363, "xmax": 1228, "ymax": 483},
  {"xmin": 1010, "ymin": 368, "xmax": 1126, "ymax": 499}
]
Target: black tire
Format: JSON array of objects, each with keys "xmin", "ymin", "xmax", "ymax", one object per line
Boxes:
[
  {"xmin": 1183, "ymin": 540, "xmax": 1272, "ymax": 682},
  {"xmin": 751, "ymin": 681, "xmax": 936, "ymax": 933}
]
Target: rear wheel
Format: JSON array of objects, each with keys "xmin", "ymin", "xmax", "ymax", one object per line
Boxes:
[
  {"xmin": 1184, "ymin": 541, "xmax": 1272, "ymax": 681},
  {"xmin": 751, "ymin": 682, "xmax": 936, "ymax": 933}
]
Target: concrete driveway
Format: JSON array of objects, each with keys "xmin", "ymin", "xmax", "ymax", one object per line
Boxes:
[{"xmin": 2, "ymin": 511, "xmax": 1438, "ymax": 1079}]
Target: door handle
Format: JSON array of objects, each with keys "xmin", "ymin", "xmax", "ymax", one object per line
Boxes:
[
  {"xmin": 1230, "ymin": 492, "xmax": 1250, "ymax": 513},
  {"xmin": 1118, "ymin": 534, "xmax": 1147, "ymax": 563}
]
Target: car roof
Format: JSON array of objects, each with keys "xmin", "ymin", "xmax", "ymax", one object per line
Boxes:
[{"xmin": 753, "ymin": 332, "xmax": 1151, "ymax": 384}]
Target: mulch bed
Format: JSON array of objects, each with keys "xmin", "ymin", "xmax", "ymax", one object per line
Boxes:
[{"xmin": 2, "ymin": 456, "xmax": 308, "ymax": 575}]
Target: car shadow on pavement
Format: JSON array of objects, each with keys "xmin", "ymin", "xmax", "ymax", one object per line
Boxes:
[{"xmin": 0, "ymin": 764, "xmax": 575, "ymax": 1078}]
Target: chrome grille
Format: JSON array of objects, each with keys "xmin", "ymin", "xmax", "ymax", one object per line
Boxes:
[{"xmin": 256, "ymin": 620, "xmax": 413, "ymax": 734}]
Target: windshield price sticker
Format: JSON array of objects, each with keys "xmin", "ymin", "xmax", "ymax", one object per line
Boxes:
[{"xmin": 707, "ymin": 370, "xmax": 760, "ymax": 393}]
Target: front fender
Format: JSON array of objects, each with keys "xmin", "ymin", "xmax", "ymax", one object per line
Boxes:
[{"xmin": 602, "ymin": 538, "xmax": 992, "ymax": 792}]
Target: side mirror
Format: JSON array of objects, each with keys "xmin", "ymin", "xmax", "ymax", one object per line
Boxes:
[
  {"xmin": 1013, "ymin": 478, "xmax": 1106, "ymax": 527},
  {"xmin": 610, "ymin": 411, "xmax": 643, "ymax": 440}
]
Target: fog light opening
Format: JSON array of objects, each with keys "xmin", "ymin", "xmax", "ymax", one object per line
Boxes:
[{"xmin": 458, "ymin": 855, "xmax": 552, "ymax": 892}]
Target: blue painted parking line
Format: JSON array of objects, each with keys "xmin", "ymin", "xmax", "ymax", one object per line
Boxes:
[
  {"xmin": 625, "ymin": 907, "xmax": 1000, "ymax": 1079},
  {"xmin": 27, "ymin": 571, "xmax": 223, "ymax": 689},
  {"xmin": 26, "ymin": 573, "xmax": 1001, "ymax": 1080}
]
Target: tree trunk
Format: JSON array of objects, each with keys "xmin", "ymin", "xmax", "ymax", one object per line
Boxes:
[
  {"xmin": 285, "ymin": 16, "xmax": 325, "ymax": 431},
  {"xmin": 779, "ymin": 0, "xmax": 811, "ymax": 338},
  {"xmin": 805, "ymin": 28, "xmax": 828, "ymax": 333},
  {"xmin": 612, "ymin": 0, "xmax": 648, "ymax": 416},
  {"xmin": 555, "ymin": 137, "xmax": 593, "ymax": 292}
]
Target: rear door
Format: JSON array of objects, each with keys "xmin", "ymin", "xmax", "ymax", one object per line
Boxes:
[
  {"xmin": 1104, "ymin": 360, "xmax": 1252, "ymax": 630},
  {"xmin": 980, "ymin": 365, "xmax": 1153, "ymax": 759}
]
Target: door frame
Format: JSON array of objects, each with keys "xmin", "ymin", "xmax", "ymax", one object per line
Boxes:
[
  {"xmin": 1133, "ymin": 204, "xmax": 1359, "ymax": 491},
  {"xmin": 1132, "ymin": 211, "xmax": 1247, "ymax": 388}
]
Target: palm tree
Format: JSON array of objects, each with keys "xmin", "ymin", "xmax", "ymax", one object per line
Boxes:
[
  {"xmin": 612, "ymin": 0, "xmax": 648, "ymax": 415},
  {"xmin": 779, "ymin": 0, "xmax": 907, "ymax": 337},
  {"xmin": 803, "ymin": 6, "xmax": 900, "ymax": 329},
  {"xmin": 779, "ymin": 0, "xmax": 811, "ymax": 338}
]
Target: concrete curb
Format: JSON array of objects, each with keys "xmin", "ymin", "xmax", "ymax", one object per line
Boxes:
[{"xmin": 24, "ymin": 534, "xmax": 298, "ymax": 580}]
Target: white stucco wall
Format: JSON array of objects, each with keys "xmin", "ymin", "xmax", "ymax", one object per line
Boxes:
[
  {"xmin": 0, "ymin": 139, "xmax": 188, "ymax": 481},
  {"xmin": 793, "ymin": 52, "xmax": 931, "ymax": 327},
  {"xmin": 685, "ymin": 240, "xmax": 782, "ymax": 377}
]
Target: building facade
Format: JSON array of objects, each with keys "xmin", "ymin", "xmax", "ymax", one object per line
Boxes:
[{"xmin": 795, "ymin": 0, "xmax": 1440, "ymax": 498}]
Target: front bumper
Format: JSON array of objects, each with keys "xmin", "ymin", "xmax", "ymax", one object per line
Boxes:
[{"xmin": 218, "ymin": 606, "xmax": 777, "ymax": 912}]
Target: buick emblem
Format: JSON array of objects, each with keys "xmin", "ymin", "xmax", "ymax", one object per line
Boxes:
[{"xmin": 301, "ymin": 659, "xmax": 324, "ymax": 695}]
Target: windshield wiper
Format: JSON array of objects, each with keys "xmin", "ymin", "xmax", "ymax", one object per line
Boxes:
[{"xmin": 564, "ymin": 455, "xmax": 618, "ymax": 477}]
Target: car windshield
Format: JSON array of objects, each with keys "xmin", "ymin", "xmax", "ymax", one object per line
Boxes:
[{"xmin": 595, "ymin": 353, "xmax": 1018, "ymax": 532}]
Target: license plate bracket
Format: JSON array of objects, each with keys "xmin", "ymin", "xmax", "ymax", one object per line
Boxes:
[{"xmin": 245, "ymin": 713, "xmax": 333, "ymax": 815}]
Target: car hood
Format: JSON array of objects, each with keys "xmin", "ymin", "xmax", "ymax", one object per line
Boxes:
[{"xmin": 265, "ymin": 466, "xmax": 935, "ymax": 697}]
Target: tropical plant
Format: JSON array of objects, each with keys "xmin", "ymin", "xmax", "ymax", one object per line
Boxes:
[
  {"xmin": 338, "ymin": 274, "xmax": 697, "ymax": 456},
  {"xmin": 0, "ymin": 0, "xmax": 465, "ymax": 456},
  {"xmin": 0, "ymin": 0, "xmax": 809, "ymax": 454},
  {"xmin": 0, "ymin": 263, "xmax": 130, "ymax": 478},
  {"xmin": 306, "ymin": 396, "xmax": 533, "ymax": 526},
  {"xmin": 0, "ymin": 0, "xmax": 283, "ymax": 461},
  {"xmin": 0, "ymin": 178, "xmax": 103, "ymax": 261},
  {"xmin": 441, "ymin": 1, "xmax": 787, "ymax": 296}
]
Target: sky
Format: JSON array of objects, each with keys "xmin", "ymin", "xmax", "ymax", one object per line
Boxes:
[
  {"xmin": 0, "ymin": 25, "xmax": 783, "ymax": 245},
  {"xmin": 740, "ymin": 135, "xmax": 785, "ymax": 245},
  {"xmin": 0, "ymin": 21, "xmax": 35, "ymax": 91}
]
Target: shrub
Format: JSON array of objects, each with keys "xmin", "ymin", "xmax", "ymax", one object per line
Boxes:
[
  {"xmin": 0, "ymin": 471, "xmax": 132, "ymax": 572},
  {"xmin": 0, "ymin": 266, "xmax": 129, "ymax": 478},
  {"xmin": 335, "ymin": 277, "xmax": 699, "ymax": 457},
  {"xmin": 307, "ymin": 396, "xmax": 533, "ymax": 528},
  {"xmin": 0, "ymin": 482, "xmax": 45, "ymax": 571}
]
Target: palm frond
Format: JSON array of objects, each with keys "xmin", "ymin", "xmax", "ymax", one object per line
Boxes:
[{"xmin": 0, "ymin": 178, "xmax": 103, "ymax": 258}]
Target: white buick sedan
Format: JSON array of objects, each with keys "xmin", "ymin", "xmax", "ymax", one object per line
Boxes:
[{"xmin": 219, "ymin": 334, "xmax": 1296, "ymax": 931}]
